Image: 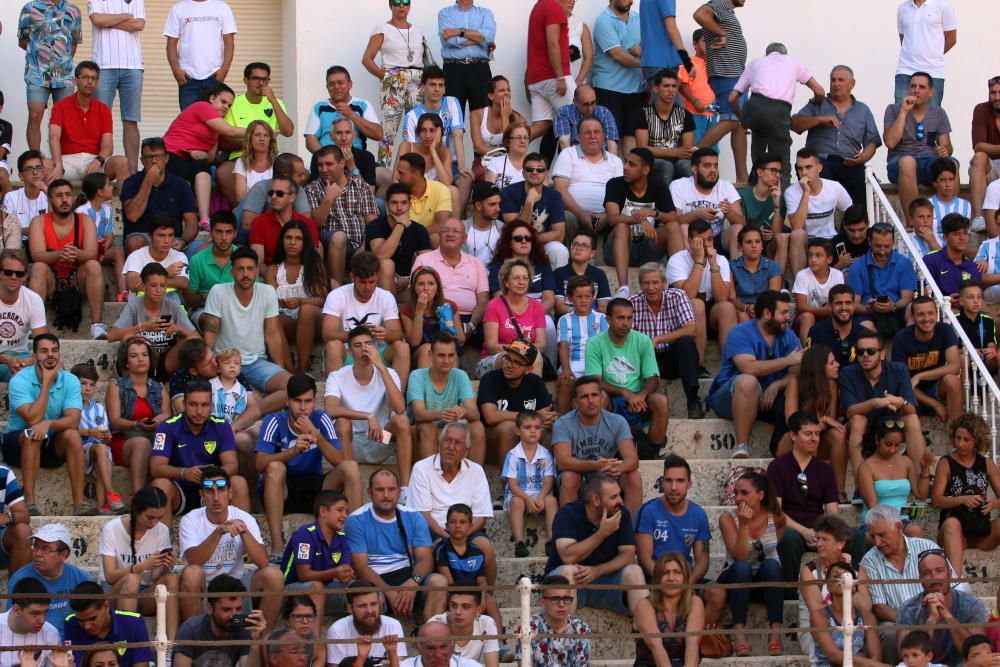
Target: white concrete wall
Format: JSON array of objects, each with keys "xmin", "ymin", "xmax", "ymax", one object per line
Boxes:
[{"xmin": 1, "ymin": 0, "xmax": 996, "ymax": 181}]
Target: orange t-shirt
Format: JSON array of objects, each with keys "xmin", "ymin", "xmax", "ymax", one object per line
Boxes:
[{"xmin": 678, "ymin": 56, "xmax": 716, "ymax": 117}]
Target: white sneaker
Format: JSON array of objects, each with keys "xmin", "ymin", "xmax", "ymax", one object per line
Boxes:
[
  {"xmin": 972, "ymin": 215, "xmax": 987, "ymax": 233},
  {"xmin": 90, "ymin": 322, "xmax": 108, "ymax": 340},
  {"xmin": 615, "ymin": 285, "xmax": 630, "ymax": 299},
  {"xmin": 731, "ymin": 443, "xmax": 751, "ymax": 459},
  {"xmin": 399, "ymin": 486, "xmax": 408, "ymax": 504}
]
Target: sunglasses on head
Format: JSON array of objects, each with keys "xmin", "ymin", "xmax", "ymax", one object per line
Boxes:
[
  {"xmin": 202, "ymin": 479, "xmax": 229, "ymax": 491},
  {"xmin": 512, "ymin": 235, "xmax": 532, "ymax": 243},
  {"xmin": 881, "ymin": 419, "xmax": 905, "ymax": 430},
  {"xmin": 1, "ymin": 269, "xmax": 26, "ymax": 278},
  {"xmin": 918, "ymin": 547, "xmax": 946, "ymax": 563},
  {"xmin": 857, "ymin": 346, "xmax": 881, "ymax": 357}
]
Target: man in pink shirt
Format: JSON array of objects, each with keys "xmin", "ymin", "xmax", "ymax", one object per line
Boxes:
[
  {"xmin": 411, "ymin": 218, "xmax": 489, "ymax": 340},
  {"xmin": 729, "ymin": 43, "xmax": 825, "ymax": 184}
]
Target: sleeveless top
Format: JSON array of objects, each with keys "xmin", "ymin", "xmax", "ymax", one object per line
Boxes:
[
  {"xmin": 860, "ymin": 477, "xmax": 911, "ymax": 524},
  {"xmin": 116, "ymin": 375, "xmax": 164, "ymax": 419},
  {"xmin": 939, "ymin": 453, "xmax": 991, "ymax": 529},
  {"xmin": 723, "ymin": 509, "xmax": 780, "ymax": 573},
  {"xmin": 633, "ymin": 609, "xmax": 686, "ymax": 666},
  {"xmin": 44, "ymin": 212, "xmax": 82, "ymax": 279},
  {"xmin": 480, "ymin": 110, "xmax": 505, "ymax": 149},
  {"xmin": 276, "ymin": 263, "xmax": 308, "ymax": 318},
  {"xmin": 812, "ymin": 606, "xmax": 865, "ymax": 667}
]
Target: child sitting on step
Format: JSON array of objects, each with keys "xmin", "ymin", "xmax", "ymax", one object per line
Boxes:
[
  {"xmin": 555, "ymin": 275, "xmax": 608, "ymax": 413},
  {"xmin": 72, "ymin": 362, "xmax": 126, "ymax": 515},
  {"xmin": 75, "ymin": 172, "xmax": 126, "ymax": 298},
  {"xmin": 434, "ymin": 503, "xmax": 503, "ymax": 635}
]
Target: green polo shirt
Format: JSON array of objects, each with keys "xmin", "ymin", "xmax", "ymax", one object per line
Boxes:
[{"xmin": 187, "ymin": 245, "xmax": 237, "ymax": 295}]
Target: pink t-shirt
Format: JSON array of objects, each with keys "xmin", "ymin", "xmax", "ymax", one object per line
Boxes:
[
  {"xmin": 411, "ymin": 249, "xmax": 489, "ymax": 316},
  {"xmin": 481, "ymin": 296, "xmax": 546, "ymax": 359},
  {"xmin": 163, "ymin": 101, "xmax": 221, "ymax": 156}
]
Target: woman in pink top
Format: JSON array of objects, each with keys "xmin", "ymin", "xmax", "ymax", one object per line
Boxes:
[
  {"xmin": 477, "ymin": 257, "xmax": 546, "ymax": 379},
  {"xmin": 163, "ymin": 82, "xmax": 245, "ymax": 223}
]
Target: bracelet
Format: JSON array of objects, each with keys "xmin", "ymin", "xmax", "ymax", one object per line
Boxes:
[{"xmin": 693, "ymin": 261, "xmax": 706, "ymax": 267}]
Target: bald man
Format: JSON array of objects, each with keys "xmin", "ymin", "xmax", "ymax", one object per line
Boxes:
[
  {"xmin": 400, "ymin": 621, "xmax": 480, "ymax": 667},
  {"xmin": 554, "ymin": 85, "xmax": 621, "ymax": 154}
]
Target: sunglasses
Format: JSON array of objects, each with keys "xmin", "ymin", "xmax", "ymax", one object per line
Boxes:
[
  {"xmin": 201, "ymin": 479, "xmax": 229, "ymax": 491},
  {"xmin": 881, "ymin": 419, "xmax": 905, "ymax": 430},
  {"xmin": 1, "ymin": 269, "xmax": 26, "ymax": 278},
  {"xmin": 857, "ymin": 347, "xmax": 881, "ymax": 357},
  {"xmin": 390, "ymin": 0, "xmax": 410, "ymax": 5},
  {"xmin": 916, "ymin": 122, "xmax": 926, "ymax": 141},
  {"xmin": 523, "ymin": 166, "xmax": 547, "ymax": 174},
  {"xmin": 512, "ymin": 235, "xmax": 533, "ymax": 243},
  {"xmin": 797, "ymin": 471, "xmax": 809, "ymax": 497},
  {"xmin": 268, "ymin": 189, "xmax": 292, "ymax": 198},
  {"xmin": 918, "ymin": 547, "xmax": 946, "ymax": 563},
  {"xmin": 542, "ymin": 596, "xmax": 573, "ymax": 605}
]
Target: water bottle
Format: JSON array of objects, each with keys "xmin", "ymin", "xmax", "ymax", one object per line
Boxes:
[{"xmin": 437, "ymin": 302, "xmax": 459, "ymax": 336}]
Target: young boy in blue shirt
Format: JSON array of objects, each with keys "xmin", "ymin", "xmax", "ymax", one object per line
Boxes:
[
  {"xmin": 556, "ymin": 276, "xmax": 608, "ymax": 413},
  {"xmin": 501, "ymin": 410, "xmax": 557, "ymax": 558},
  {"xmin": 434, "ymin": 503, "xmax": 503, "ymax": 635}
]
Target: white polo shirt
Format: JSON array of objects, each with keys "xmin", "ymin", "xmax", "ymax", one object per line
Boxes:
[
  {"xmin": 405, "ymin": 455, "xmax": 494, "ymax": 528},
  {"xmin": 896, "ymin": 0, "xmax": 958, "ymax": 78},
  {"xmin": 552, "ymin": 146, "xmax": 624, "ymax": 216}
]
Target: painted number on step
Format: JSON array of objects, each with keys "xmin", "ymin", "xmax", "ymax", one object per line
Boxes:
[
  {"xmin": 710, "ymin": 433, "xmax": 736, "ymax": 451},
  {"xmin": 73, "ymin": 538, "xmax": 87, "ymax": 558},
  {"xmin": 965, "ymin": 564, "xmax": 987, "ymax": 580}
]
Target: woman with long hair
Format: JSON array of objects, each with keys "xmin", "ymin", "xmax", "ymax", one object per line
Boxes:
[
  {"xmin": 932, "ymin": 411, "xmax": 1000, "ymax": 573},
  {"xmin": 775, "ymin": 344, "xmax": 848, "ymax": 500},
  {"xmin": 478, "ymin": 258, "xmax": 547, "ymax": 378},
  {"xmin": 266, "ymin": 220, "xmax": 329, "ymax": 373},
  {"xmin": 233, "ymin": 120, "xmax": 278, "ymax": 203},
  {"xmin": 106, "ymin": 337, "xmax": 171, "ymax": 499},
  {"xmin": 635, "ymin": 553, "xmax": 704, "ymax": 667},
  {"xmin": 361, "ymin": 0, "xmax": 425, "ymax": 166},
  {"xmin": 99, "ymin": 486, "xmax": 180, "ymax": 638},
  {"xmin": 704, "ymin": 470, "xmax": 786, "ymax": 656},
  {"xmin": 469, "ymin": 76, "xmax": 525, "ymax": 174},
  {"xmin": 485, "ymin": 122, "xmax": 531, "ymax": 189},
  {"xmin": 810, "ymin": 561, "xmax": 883, "ymax": 667},
  {"xmin": 282, "ymin": 595, "xmax": 325, "ymax": 667},
  {"xmin": 400, "ymin": 265, "xmax": 464, "ymax": 369},
  {"xmin": 857, "ymin": 413, "xmax": 930, "ymax": 537}
]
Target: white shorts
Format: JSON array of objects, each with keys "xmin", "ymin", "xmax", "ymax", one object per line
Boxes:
[
  {"xmin": 528, "ymin": 76, "xmax": 576, "ymax": 122},
  {"xmin": 82, "ymin": 438, "xmax": 112, "ymax": 475},
  {"xmin": 985, "ymin": 284, "xmax": 1000, "ymax": 304},
  {"xmin": 62, "ymin": 153, "xmax": 99, "ymax": 181}
]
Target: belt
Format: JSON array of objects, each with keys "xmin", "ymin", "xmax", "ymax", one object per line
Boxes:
[{"xmin": 444, "ymin": 58, "xmax": 489, "ymax": 65}]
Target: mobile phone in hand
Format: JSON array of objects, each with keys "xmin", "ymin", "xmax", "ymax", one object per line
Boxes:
[{"xmin": 160, "ymin": 315, "xmax": 172, "ymax": 323}]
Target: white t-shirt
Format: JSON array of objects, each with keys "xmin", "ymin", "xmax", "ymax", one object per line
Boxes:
[
  {"xmin": 462, "ymin": 218, "xmax": 503, "ymax": 266},
  {"xmin": 792, "ymin": 268, "xmax": 845, "ymax": 308},
  {"xmin": 88, "ymin": 0, "xmax": 145, "ymax": 70},
  {"xmin": 1, "ymin": 189, "xmax": 48, "ymax": 230},
  {"xmin": 485, "ymin": 154, "xmax": 525, "ymax": 190},
  {"xmin": 372, "ymin": 22, "xmax": 424, "ymax": 69},
  {"xmin": 203, "ymin": 283, "xmax": 280, "ymax": 365},
  {"xmin": 896, "ymin": 0, "xmax": 958, "ymax": 78},
  {"xmin": 0, "ymin": 287, "xmax": 46, "ymax": 356},
  {"xmin": 401, "ymin": 657, "xmax": 479, "ymax": 667},
  {"xmin": 233, "ymin": 160, "xmax": 273, "ymax": 193},
  {"xmin": 551, "ymin": 147, "xmax": 624, "ymax": 216},
  {"xmin": 122, "ymin": 247, "xmax": 189, "ymax": 280},
  {"xmin": 406, "ymin": 456, "xmax": 495, "ymax": 528},
  {"xmin": 163, "ymin": 0, "xmax": 238, "ymax": 81},
  {"xmin": 427, "ymin": 613, "xmax": 500, "ymax": 661},
  {"xmin": 324, "ymin": 365, "xmax": 401, "ymax": 432},
  {"xmin": 669, "ymin": 176, "xmax": 741, "ymax": 238},
  {"xmin": 0, "ymin": 611, "xmax": 59, "ymax": 667},
  {"xmin": 666, "ymin": 249, "xmax": 732, "ymax": 302},
  {"xmin": 325, "ymin": 615, "xmax": 407, "ymax": 665},
  {"xmin": 322, "ymin": 284, "xmax": 400, "ymax": 331},
  {"xmin": 783, "ymin": 179, "xmax": 853, "ymax": 239},
  {"xmin": 99, "ymin": 515, "xmax": 172, "ymax": 586},
  {"xmin": 178, "ymin": 506, "xmax": 262, "ymax": 582},
  {"xmin": 983, "ymin": 179, "xmax": 1000, "ymax": 213}
]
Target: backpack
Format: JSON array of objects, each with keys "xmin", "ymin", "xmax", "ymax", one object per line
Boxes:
[{"xmin": 51, "ymin": 214, "xmax": 83, "ymax": 332}]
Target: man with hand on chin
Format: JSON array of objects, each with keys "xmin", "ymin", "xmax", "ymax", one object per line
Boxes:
[{"xmin": 367, "ymin": 183, "xmax": 431, "ymax": 293}]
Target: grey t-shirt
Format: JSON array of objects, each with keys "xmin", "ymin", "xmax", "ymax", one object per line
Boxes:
[
  {"xmin": 552, "ymin": 409, "xmax": 632, "ymax": 461},
  {"xmin": 113, "ymin": 296, "xmax": 195, "ymax": 358},
  {"xmin": 174, "ymin": 614, "xmax": 249, "ymax": 665},
  {"xmin": 203, "ymin": 283, "xmax": 279, "ymax": 365},
  {"xmin": 242, "ymin": 178, "xmax": 312, "ymax": 216}
]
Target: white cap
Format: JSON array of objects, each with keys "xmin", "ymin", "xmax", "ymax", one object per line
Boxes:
[{"xmin": 30, "ymin": 523, "xmax": 71, "ymax": 549}]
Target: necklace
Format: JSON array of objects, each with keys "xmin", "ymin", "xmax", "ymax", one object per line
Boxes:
[
  {"xmin": 470, "ymin": 222, "xmax": 495, "ymax": 261},
  {"xmin": 392, "ymin": 22, "xmax": 414, "ymax": 62}
]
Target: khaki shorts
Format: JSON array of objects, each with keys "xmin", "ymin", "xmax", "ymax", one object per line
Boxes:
[{"xmin": 62, "ymin": 153, "xmax": 99, "ymax": 181}]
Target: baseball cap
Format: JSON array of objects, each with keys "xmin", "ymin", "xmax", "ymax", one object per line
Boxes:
[
  {"xmin": 30, "ymin": 523, "xmax": 71, "ymax": 549},
  {"xmin": 471, "ymin": 181, "xmax": 501, "ymax": 203},
  {"xmin": 503, "ymin": 338, "xmax": 538, "ymax": 365}
]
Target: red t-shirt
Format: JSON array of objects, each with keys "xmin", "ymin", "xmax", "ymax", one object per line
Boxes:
[
  {"xmin": 526, "ymin": 0, "xmax": 569, "ymax": 85},
  {"xmin": 50, "ymin": 95, "xmax": 113, "ymax": 155},
  {"xmin": 163, "ymin": 101, "xmax": 221, "ymax": 157},
  {"xmin": 249, "ymin": 210, "xmax": 321, "ymax": 265}
]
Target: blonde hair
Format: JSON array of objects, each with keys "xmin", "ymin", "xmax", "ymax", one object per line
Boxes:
[
  {"xmin": 650, "ymin": 552, "xmax": 692, "ymax": 617},
  {"xmin": 241, "ymin": 120, "xmax": 278, "ymax": 170},
  {"xmin": 215, "ymin": 348, "xmax": 243, "ymax": 365}
]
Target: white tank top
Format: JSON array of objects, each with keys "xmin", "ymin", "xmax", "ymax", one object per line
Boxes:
[
  {"xmin": 480, "ymin": 110, "xmax": 505, "ymax": 149},
  {"xmin": 276, "ymin": 263, "xmax": 308, "ymax": 300}
]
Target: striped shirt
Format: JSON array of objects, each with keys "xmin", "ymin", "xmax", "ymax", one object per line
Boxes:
[
  {"xmin": 80, "ymin": 400, "xmax": 109, "ymax": 447},
  {"xmin": 0, "ymin": 466, "xmax": 24, "ymax": 512},
  {"xmin": 87, "ymin": 0, "xmax": 145, "ymax": 70},
  {"xmin": 557, "ymin": 311, "xmax": 608, "ymax": 373},
  {"xmin": 974, "ymin": 237, "xmax": 1000, "ymax": 273},
  {"xmin": 703, "ymin": 0, "xmax": 747, "ymax": 78},
  {"xmin": 638, "ymin": 104, "xmax": 694, "ymax": 149},
  {"xmin": 501, "ymin": 442, "xmax": 556, "ymax": 506},
  {"xmin": 209, "ymin": 377, "xmax": 248, "ymax": 423},
  {"xmin": 629, "ymin": 288, "xmax": 695, "ymax": 351},
  {"xmin": 930, "ymin": 195, "xmax": 972, "ymax": 238},
  {"xmin": 0, "ymin": 611, "xmax": 58, "ymax": 667},
  {"xmin": 859, "ymin": 536, "xmax": 956, "ymax": 609}
]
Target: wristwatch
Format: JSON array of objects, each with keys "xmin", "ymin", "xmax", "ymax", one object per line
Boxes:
[
  {"xmin": 460, "ymin": 29, "xmax": 466, "ymax": 38},
  {"xmin": 412, "ymin": 574, "xmax": 424, "ymax": 585},
  {"xmin": 95, "ymin": 155, "xmax": 106, "ymax": 166}
]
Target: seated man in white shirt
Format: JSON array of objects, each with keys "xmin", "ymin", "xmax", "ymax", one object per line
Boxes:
[
  {"xmin": 427, "ymin": 590, "xmax": 500, "ymax": 667},
  {"xmin": 401, "ymin": 621, "xmax": 480, "ymax": 667},
  {"xmin": 122, "ymin": 213, "xmax": 190, "ymax": 301},
  {"xmin": 325, "ymin": 580, "xmax": 408, "ymax": 666},
  {"xmin": 784, "ymin": 147, "xmax": 853, "ymax": 274},
  {"xmin": 669, "ymin": 148, "xmax": 745, "ymax": 259},
  {"xmin": 552, "ymin": 116, "xmax": 624, "ymax": 235}
]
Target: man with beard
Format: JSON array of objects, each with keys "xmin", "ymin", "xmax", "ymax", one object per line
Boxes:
[
  {"xmin": 838, "ymin": 328, "xmax": 927, "ymax": 488},
  {"xmin": 846, "ymin": 221, "xmax": 918, "ymax": 333},
  {"xmin": 706, "ymin": 290, "xmax": 802, "ymax": 460},
  {"xmin": 970, "ymin": 77, "xmax": 1000, "ymax": 232},
  {"xmin": 897, "ymin": 549, "xmax": 986, "ymax": 666},
  {"xmin": 634, "ymin": 454, "xmax": 710, "ymax": 580},
  {"xmin": 184, "ymin": 212, "xmax": 238, "ymax": 326},
  {"xmin": 806, "ymin": 284, "xmax": 875, "ymax": 367},
  {"xmin": 546, "ymin": 474, "xmax": 671, "ymax": 665},
  {"xmin": 173, "ymin": 574, "xmax": 268, "ymax": 667},
  {"xmin": 344, "ymin": 470, "xmax": 447, "ymax": 623},
  {"xmin": 394, "ymin": 154, "xmax": 452, "ymax": 246},
  {"xmin": 669, "ymin": 148, "xmax": 744, "ymax": 259},
  {"xmin": 4, "ymin": 334, "xmax": 92, "ymax": 515},
  {"xmin": 891, "ymin": 296, "xmax": 962, "ymax": 423},
  {"xmin": 326, "ymin": 581, "xmax": 408, "ymax": 665},
  {"xmin": 0, "ymin": 249, "xmax": 46, "ymax": 382},
  {"xmin": 26, "ymin": 180, "xmax": 105, "ymax": 339}
]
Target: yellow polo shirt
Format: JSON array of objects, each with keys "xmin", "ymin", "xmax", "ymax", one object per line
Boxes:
[{"xmin": 409, "ymin": 179, "xmax": 452, "ymax": 228}]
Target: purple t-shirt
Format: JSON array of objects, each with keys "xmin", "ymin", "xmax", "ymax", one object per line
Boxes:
[
  {"xmin": 279, "ymin": 521, "xmax": 351, "ymax": 584},
  {"xmin": 151, "ymin": 414, "xmax": 237, "ymax": 487},
  {"xmin": 766, "ymin": 452, "xmax": 837, "ymax": 528}
]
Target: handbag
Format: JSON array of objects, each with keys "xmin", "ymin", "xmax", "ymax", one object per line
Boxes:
[
  {"xmin": 500, "ymin": 295, "xmax": 557, "ymax": 380},
  {"xmin": 699, "ymin": 624, "xmax": 733, "ymax": 658},
  {"xmin": 421, "ymin": 37, "xmax": 438, "ymax": 69}
]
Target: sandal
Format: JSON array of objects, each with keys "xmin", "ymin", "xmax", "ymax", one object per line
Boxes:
[
  {"xmin": 734, "ymin": 643, "xmax": 752, "ymax": 657},
  {"xmin": 768, "ymin": 640, "xmax": 784, "ymax": 656}
]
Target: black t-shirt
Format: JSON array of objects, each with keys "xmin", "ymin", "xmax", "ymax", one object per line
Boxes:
[
  {"xmin": 476, "ymin": 369, "xmax": 553, "ymax": 413},
  {"xmin": 891, "ymin": 323, "xmax": 959, "ymax": 378},
  {"xmin": 175, "ymin": 614, "xmax": 250, "ymax": 666},
  {"xmin": 603, "ymin": 176, "xmax": 675, "ymax": 218},
  {"xmin": 365, "ymin": 217, "xmax": 432, "ymax": 277},
  {"xmin": 545, "ymin": 499, "xmax": 634, "ymax": 573},
  {"xmin": 553, "ymin": 263, "xmax": 612, "ymax": 301},
  {"xmin": 352, "ymin": 147, "xmax": 378, "ymax": 188},
  {"xmin": 0, "ymin": 119, "xmax": 12, "ymax": 160},
  {"xmin": 806, "ymin": 317, "xmax": 869, "ymax": 367},
  {"xmin": 832, "ymin": 232, "xmax": 869, "ymax": 265},
  {"xmin": 957, "ymin": 310, "xmax": 998, "ymax": 350}
]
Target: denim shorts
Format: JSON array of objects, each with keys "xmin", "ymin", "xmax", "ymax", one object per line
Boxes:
[
  {"xmin": 707, "ymin": 375, "xmax": 758, "ymax": 420},
  {"xmin": 241, "ymin": 358, "xmax": 287, "ymax": 392},
  {"xmin": 886, "ymin": 154, "xmax": 955, "ymax": 186},
  {"xmin": 95, "ymin": 68, "xmax": 144, "ymax": 121},
  {"xmin": 708, "ymin": 76, "xmax": 746, "ymax": 121},
  {"xmin": 26, "ymin": 84, "xmax": 73, "ymax": 106},
  {"xmin": 550, "ymin": 565, "xmax": 628, "ymax": 614}
]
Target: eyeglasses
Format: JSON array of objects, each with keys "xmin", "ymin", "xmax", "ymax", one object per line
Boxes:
[
  {"xmin": 797, "ymin": 472, "xmax": 809, "ymax": 496},
  {"xmin": 288, "ymin": 614, "xmax": 316, "ymax": 623},
  {"xmin": 512, "ymin": 235, "xmax": 532, "ymax": 243},
  {"xmin": 915, "ymin": 122, "xmax": 926, "ymax": 141},
  {"xmin": 31, "ymin": 544, "xmax": 63, "ymax": 554},
  {"xmin": 570, "ymin": 242, "xmax": 593, "ymax": 250},
  {"xmin": 542, "ymin": 596, "xmax": 573, "ymax": 605},
  {"xmin": 76, "ymin": 74, "xmax": 98, "ymax": 82},
  {"xmin": 918, "ymin": 547, "xmax": 946, "ymax": 563},
  {"xmin": 248, "ymin": 76, "xmax": 271, "ymax": 83},
  {"xmin": 390, "ymin": 0, "xmax": 410, "ymax": 5},
  {"xmin": 20, "ymin": 165, "xmax": 44, "ymax": 174},
  {"xmin": 761, "ymin": 167, "xmax": 782, "ymax": 175},
  {"xmin": 141, "ymin": 153, "xmax": 167, "ymax": 161},
  {"xmin": 201, "ymin": 479, "xmax": 229, "ymax": 491},
  {"xmin": 857, "ymin": 347, "xmax": 881, "ymax": 357},
  {"xmin": 502, "ymin": 354, "xmax": 530, "ymax": 368},
  {"xmin": 1, "ymin": 269, "xmax": 26, "ymax": 278},
  {"xmin": 523, "ymin": 166, "xmax": 547, "ymax": 174},
  {"xmin": 268, "ymin": 190, "xmax": 292, "ymax": 198}
]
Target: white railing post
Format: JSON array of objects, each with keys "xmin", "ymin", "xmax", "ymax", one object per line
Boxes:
[
  {"xmin": 155, "ymin": 584, "xmax": 168, "ymax": 667},
  {"xmin": 841, "ymin": 572, "xmax": 855, "ymax": 667},
  {"xmin": 518, "ymin": 577, "xmax": 533, "ymax": 667}
]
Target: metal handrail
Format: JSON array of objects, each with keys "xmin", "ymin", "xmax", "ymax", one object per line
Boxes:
[{"xmin": 865, "ymin": 167, "xmax": 1000, "ymax": 458}]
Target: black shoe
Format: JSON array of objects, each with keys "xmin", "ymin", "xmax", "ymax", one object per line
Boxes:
[
  {"xmin": 699, "ymin": 365, "xmax": 712, "ymax": 379},
  {"xmin": 514, "ymin": 541, "xmax": 529, "ymax": 558},
  {"xmin": 687, "ymin": 401, "xmax": 705, "ymax": 419}
]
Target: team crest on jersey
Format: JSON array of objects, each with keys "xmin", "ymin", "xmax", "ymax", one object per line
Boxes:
[
  {"xmin": 333, "ymin": 551, "xmax": 342, "ymax": 564},
  {"xmin": 153, "ymin": 433, "xmax": 166, "ymax": 451},
  {"xmin": 205, "ymin": 441, "xmax": 216, "ymax": 455},
  {"xmin": 114, "ymin": 642, "xmax": 127, "ymax": 656},
  {"xmin": 297, "ymin": 543, "xmax": 310, "ymax": 560}
]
